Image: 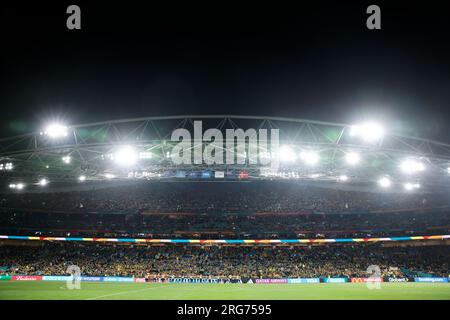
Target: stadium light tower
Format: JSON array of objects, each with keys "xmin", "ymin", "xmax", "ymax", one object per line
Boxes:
[
  {"xmin": 300, "ymin": 150, "xmax": 320, "ymax": 165},
  {"xmin": 350, "ymin": 122, "xmax": 385, "ymax": 142},
  {"xmin": 400, "ymin": 159, "xmax": 425, "ymax": 174},
  {"xmin": 345, "ymin": 152, "xmax": 361, "ymax": 165},
  {"xmin": 278, "ymin": 145, "xmax": 297, "ymax": 163},
  {"xmin": 42, "ymin": 123, "xmax": 69, "ymax": 138},
  {"xmin": 114, "ymin": 145, "xmax": 138, "ymax": 166},
  {"xmin": 378, "ymin": 177, "xmax": 392, "ymax": 188}
]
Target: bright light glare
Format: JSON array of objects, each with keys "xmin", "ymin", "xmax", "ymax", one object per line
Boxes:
[
  {"xmin": 43, "ymin": 124, "xmax": 68, "ymax": 138},
  {"xmin": 62, "ymin": 156, "xmax": 71, "ymax": 164},
  {"xmin": 345, "ymin": 152, "xmax": 360, "ymax": 165},
  {"xmin": 400, "ymin": 159, "xmax": 425, "ymax": 174},
  {"xmin": 404, "ymin": 182, "xmax": 421, "ymax": 191},
  {"xmin": 350, "ymin": 122, "xmax": 384, "ymax": 142},
  {"xmin": 339, "ymin": 175, "xmax": 349, "ymax": 182},
  {"xmin": 300, "ymin": 151, "xmax": 320, "ymax": 165},
  {"xmin": 78, "ymin": 175, "xmax": 86, "ymax": 182},
  {"xmin": 105, "ymin": 173, "xmax": 115, "ymax": 179},
  {"xmin": 378, "ymin": 177, "xmax": 392, "ymax": 188},
  {"xmin": 278, "ymin": 145, "xmax": 296, "ymax": 162},
  {"xmin": 404, "ymin": 183, "xmax": 414, "ymax": 191},
  {"xmin": 16, "ymin": 183, "xmax": 25, "ymax": 190},
  {"xmin": 447, "ymin": 167, "xmax": 450, "ymax": 174},
  {"xmin": 38, "ymin": 178, "xmax": 48, "ymax": 186},
  {"xmin": 8, "ymin": 183, "xmax": 27, "ymax": 190},
  {"xmin": 114, "ymin": 146, "xmax": 138, "ymax": 166},
  {"xmin": 139, "ymin": 152, "xmax": 152, "ymax": 159},
  {"xmin": 0, "ymin": 163, "xmax": 13, "ymax": 171}
]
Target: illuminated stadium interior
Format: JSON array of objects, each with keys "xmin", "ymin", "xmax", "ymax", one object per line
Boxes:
[
  {"xmin": 1, "ymin": 115, "xmax": 449, "ymax": 243},
  {"xmin": 1, "ymin": 115, "xmax": 450, "ymax": 193},
  {"xmin": 2, "ymin": 2, "xmax": 450, "ymax": 301}
]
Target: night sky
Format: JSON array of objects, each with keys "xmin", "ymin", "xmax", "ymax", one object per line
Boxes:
[{"xmin": 1, "ymin": 1, "xmax": 450, "ymax": 142}]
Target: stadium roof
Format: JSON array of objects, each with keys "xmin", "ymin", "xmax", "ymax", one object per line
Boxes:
[{"xmin": 1, "ymin": 115, "xmax": 450, "ymax": 192}]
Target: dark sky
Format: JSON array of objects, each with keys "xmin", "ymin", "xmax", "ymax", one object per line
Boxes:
[{"xmin": 1, "ymin": 1, "xmax": 450, "ymax": 142}]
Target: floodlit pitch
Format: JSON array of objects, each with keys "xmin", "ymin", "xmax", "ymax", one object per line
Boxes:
[{"xmin": 0, "ymin": 282, "xmax": 449, "ymax": 300}]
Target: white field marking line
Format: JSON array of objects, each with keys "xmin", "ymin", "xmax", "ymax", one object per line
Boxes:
[{"xmin": 85, "ymin": 283, "xmax": 170, "ymax": 300}]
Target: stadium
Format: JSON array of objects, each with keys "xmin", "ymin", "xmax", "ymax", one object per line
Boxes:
[
  {"xmin": 2, "ymin": 2, "xmax": 450, "ymax": 305},
  {"xmin": 0, "ymin": 115, "xmax": 449, "ymax": 300}
]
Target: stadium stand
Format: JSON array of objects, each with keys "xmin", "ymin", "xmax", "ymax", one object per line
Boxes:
[
  {"xmin": 1, "ymin": 182, "xmax": 449, "ymax": 280},
  {"xmin": 0, "ymin": 242, "xmax": 448, "ymax": 279},
  {"xmin": 1, "ymin": 182, "xmax": 449, "ymax": 239}
]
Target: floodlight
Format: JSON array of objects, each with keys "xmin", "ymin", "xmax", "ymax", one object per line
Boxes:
[
  {"xmin": 104, "ymin": 173, "xmax": 115, "ymax": 179},
  {"xmin": 404, "ymin": 182, "xmax": 420, "ymax": 191},
  {"xmin": 43, "ymin": 123, "xmax": 68, "ymax": 138},
  {"xmin": 9, "ymin": 183, "xmax": 26, "ymax": 190},
  {"xmin": 139, "ymin": 151, "xmax": 152, "ymax": 159},
  {"xmin": 114, "ymin": 145, "xmax": 138, "ymax": 166},
  {"xmin": 400, "ymin": 159, "xmax": 425, "ymax": 174},
  {"xmin": 350, "ymin": 122, "xmax": 384, "ymax": 142},
  {"xmin": 404, "ymin": 183, "xmax": 414, "ymax": 191},
  {"xmin": 378, "ymin": 177, "xmax": 391, "ymax": 188},
  {"xmin": 78, "ymin": 175, "xmax": 86, "ymax": 182},
  {"xmin": 447, "ymin": 167, "xmax": 450, "ymax": 174},
  {"xmin": 62, "ymin": 156, "xmax": 71, "ymax": 164},
  {"xmin": 345, "ymin": 152, "xmax": 360, "ymax": 165},
  {"xmin": 38, "ymin": 178, "xmax": 48, "ymax": 187},
  {"xmin": 0, "ymin": 163, "xmax": 13, "ymax": 171},
  {"xmin": 278, "ymin": 145, "xmax": 296, "ymax": 162},
  {"xmin": 339, "ymin": 175, "xmax": 349, "ymax": 182},
  {"xmin": 300, "ymin": 151, "xmax": 319, "ymax": 165}
]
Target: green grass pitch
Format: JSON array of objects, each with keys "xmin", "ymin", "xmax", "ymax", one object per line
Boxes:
[{"xmin": 0, "ymin": 282, "xmax": 449, "ymax": 300}]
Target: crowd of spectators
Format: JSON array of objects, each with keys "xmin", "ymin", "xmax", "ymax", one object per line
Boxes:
[
  {"xmin": 1, "ymin": 182, "xmax": 449, "ymax": 214},
  {"xmin": 1, "ymin": 182, "xmax": 448, "ymax": 281},
  {"xmin": 1, "ymin": 182, "xmax": 449, "ymax": 239},
  {"xmin": 0, "ymin": 242, "xmax": 448, "ymax": 279},
  {"xmin": 0, "ymin": 210, "xmax": 449, "ymax": 239}
]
